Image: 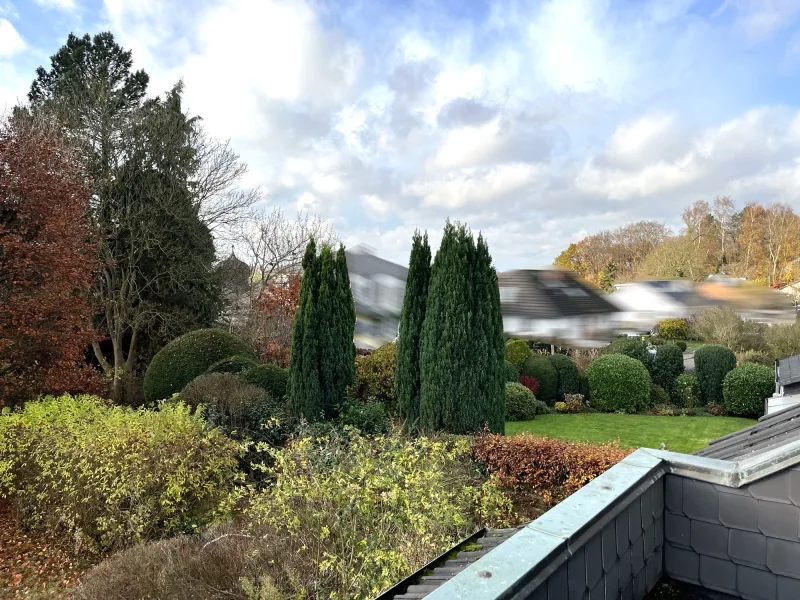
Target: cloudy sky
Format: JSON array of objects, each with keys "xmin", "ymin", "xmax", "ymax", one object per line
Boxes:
[{"xmin": 3, "ymin": 0, "xmax": 800, "ymax": 269}]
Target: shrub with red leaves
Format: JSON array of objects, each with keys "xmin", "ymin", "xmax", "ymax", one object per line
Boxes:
[
  {"xmin": 519, "ymin": 375, "xmax": 539, "ymax": 396},
  {"xmin": 0, "ymin": 117, "xmax": 101, "ymax": 405},
  {"xmin": 472, "ymin": 434, "xmax": 631, "ymax": 507}
]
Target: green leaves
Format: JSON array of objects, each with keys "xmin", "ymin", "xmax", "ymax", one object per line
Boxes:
[
  {"xmin": 587, "ymin": 354, "xmax": 651, "ymax": 413},
  {"xmin": 723, "ymin": 363, "xmax": 773, "ymax": 417}
]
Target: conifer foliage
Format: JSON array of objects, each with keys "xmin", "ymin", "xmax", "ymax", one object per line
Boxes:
[
  {"xmin": 288, "ymin": 239, "xmax": 355, "ymax": 422},
  {"xmin": 396, "ymin": 230, "xmax": 431, "ymax": 430},
  {"xmin": 418, "ymin": 222, "xmax": 505, "ymax": 434}
]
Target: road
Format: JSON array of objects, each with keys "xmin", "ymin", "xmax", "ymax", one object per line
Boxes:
[{"xmin": 683, "ymin": 351, "xmax": 695, "ymax": 372}]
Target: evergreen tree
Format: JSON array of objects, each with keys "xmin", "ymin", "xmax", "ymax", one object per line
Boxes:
[
  {"xmin": 476, "ymin": 234, "xmax": 506, "ymax": 433},
  {"xmin": 396, "ymin": 230, "xmax": 432, "ymax": 431},
  {"xmin": 333, "ymin": 245, "xmax": 356, "ymax": 408},
  {"xmin": 599, "ymin": 262, "xmax": 617, "ymax": 293},
  {"xmin": 316, "ymin": 245, "xmax": 338, "ymax": 419}
]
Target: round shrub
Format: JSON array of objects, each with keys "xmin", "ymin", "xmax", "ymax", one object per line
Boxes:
[
  {"xmin": 505, "ymin": 340, "xmax": 531, "ymax": 370},
  {"xmin": 505, "ymin": 382, "xmax": 537, "ymax": 421},
  {"xmin": 587, "ymin": 354, "xmax": 651, "ymax": 413},
  {"xmin": 548, "ymin": 354, "xmax": 582, "ymax": 400},
  {"xmin": 650, "ymin": 384, "xmax": 670, "ymax": 407},
  {"xmin": 657, "ymin": 318, "xmax": 690, "ymax": 340},
  {"xmin": 675, "ymin": 341, "xmax": 688, "ymax": 352},
  {"xmin": 652, "ymin": 344, "xmax": 684, "ymax": 393},
  {"xmin": 144, "ymin": 329, "xmax": 255, "ymax": 403},
  {"xmin": 673, "ymin": 374, "xmax": 701, "ymax": 408},
  {"xmin": 352, "ymin": 343, "xmax": 397, "ymax": 414},
  {"xmin": 521, "ymin": 355, "xmax": 558, "ymax": 403},
  {"xmin": 723, "ymin": 363, "xmax": 773, "ymax": 418},
  {"xmin": 240, "ymin": 363, "xmax": 289, "ymax": 400},
  {"xmin": 205, "ymin": 355, "xmax": 258, "ymax": 375},
  {"xmin": 338, "ymin": 400, "xmax": 390, "ymax": 435},
  {"xmin": 607, "ymin": 338, "xmax": 653, "ymax": 371},
  {"xmin": 694, "ymin": 344, "xmax": 736, "ymax": 405},
  {"xmin": 531, "ymin": 399, "xmax": 551, "ymax": 415},
  {"xmin": 503, "ymin": 361, "xmax": 520, "ymax": 383}
]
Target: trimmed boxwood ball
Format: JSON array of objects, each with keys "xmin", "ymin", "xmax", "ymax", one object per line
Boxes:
[
  {"xmin": 652, "ymin": 344, "xmax": 684, "ymax": 393},
  {"xmin": 504, "ymin": 339, "xmax": 531, "ymax": 370},
  {"xmin": 675, "ymin": 341, "xmax": 688, "ymax": 352},
  {"xmin": 694, "ymin": 344, "xmax": 736, "ymax": 405},
  {"xmin": 143, "ymin": 328, "xmax": 255, "ymax": 403},
  {"xmin": 205, "ymin": 355, "xmax": 259, "ymax": 375},
  {"xmin": 521, "ymin": 355, "xmax": 558, "ymax": 403},
  {"xmin": 587, "ymin": 354, "xmax": 651, "ymax": 413},
  {"xmin": 723, "ymin": 363, "xmax": 773, "ymax": 418},
  {"xmin": 547, "ymin": 354, "xmax": 581, "ymax": 400},
  {"xmin": 503, "ymin": 360, "xmax": 520, "ymax": 383},
  {"xmin": 673, "ymin": 373, "xmax": 701, "ymax": 408},
  {"xmin": 239, "ymin": 363, "xmax": 289, "ymax": 401},
  {"xmin": 505, "ymin": 382, "xmax": 537, "ymax": 421}
]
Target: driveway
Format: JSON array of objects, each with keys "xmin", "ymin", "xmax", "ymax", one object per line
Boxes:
[{"xmin": 683, "ymin": 351, "xmax": 695, "ymax": 373}]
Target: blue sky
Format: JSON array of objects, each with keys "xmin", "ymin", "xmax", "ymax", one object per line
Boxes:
[{"xmin": 3, "ymin": 0, "xmax": 800, "ymax": 268}]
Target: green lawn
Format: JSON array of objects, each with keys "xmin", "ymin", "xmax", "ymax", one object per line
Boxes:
[
  {"xmin": 506, "ymin": 413, "xmax": 756, "ymax": 454},
  {"xmin": 684, "ymin": 340, "xmax": 706, "ymax": 351}
]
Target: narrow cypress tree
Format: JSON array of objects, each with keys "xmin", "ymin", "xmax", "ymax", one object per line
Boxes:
[
  {"xmin": 316, "ymin": 245, "xmax": 338, "ymax": 418},
  {"xmin": 476, "ymin": 234, "xmax": 506, "ymax": 433},
  {"xmin": 396, "ymin": 230, "xmax": 431, "ymax": 431},
  {"xmin": 333, "ymin": 245, "xmax": 356, "ymax": 407},
  {"xmin": 288, "ymin": 238, "xmax": 315, "ymax": 418}
]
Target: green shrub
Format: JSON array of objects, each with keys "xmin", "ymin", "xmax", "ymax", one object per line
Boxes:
[
  {"xmin": 504, "ymin": 340, "xmax": 531, "ymax": 370},
  {"xmin": 240, "ymin": 363, "xmax": 289, "ymax": 400},
  {"xmin": 548, "ymin": 354, "xmax": 582, "ymax": 400},
  {"xmin": 675, "ymin": 341, "xmax": 688, "ymax": 352},
  {"xmin": 650, "ymin": 384, "xmax": 670, "ymax": 406},
  {"xmin": 658, "ymin": 318, "xmax": 690, "ymax": 340},
  {"xmin": 205, "ymin": 354, "xmax": 259, "ymax": 375},
  {"xmin": 694, "ymin": 344, "xmax": 736, "ymax": 404},
  {"xmin": 765, "ymin": 321, "xmax": 800, "ymax": 360},
  {"xmin": 0, "ymin": 394, "xmax": 239, "ymax": 552},
  {"xmin": 736, "ymin": 350, "xmax": 773, "ymax": 366},
  {"xmin": 352, "ymin": 343, "xmax": 397, "ymax": 414},
  {"xmin": 143, "ymin": 329, "xmax": 255, "ymax": 403},
  {"xmin": 503, "ymin": 360, "xmax": 520, "ymax": 383},
  {"xmin": 521, "ymin": 355, "xmax": 558, "ymax": 403},
  {"xmin": 338, "ymin": 400, "xmax": 390, "ymax": 435},
  {"xmin": 607, "ymin": 338, "xmax": 653, "ymax": 371},
  {"xmin": 505, "ymin": 382, "xmax": 537, "ymax": 421},
  {"xmin": 723, "ymin": 363, "xmax": 773, "ymax": 418},
  {"xmin": 531, "ymin": 399, "xmax": 551, "ymax": 415},
  {"xmin": 652, "ymin": 344, "xmax": 685, "ymax": 393},
  {"xmin": 179, "ymin": 373, "xmax": 291, "ymax": 449},
  {"xmin": 673, "ymin": 374, "xmax": 701, "ymax": 408},
  {"xmin": 587, "ymin": 354, "xmax": 651, "ymax": 413}
]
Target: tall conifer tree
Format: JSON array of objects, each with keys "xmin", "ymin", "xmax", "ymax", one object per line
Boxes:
[
  {"xmin": 333, "ymin": 245, "xmax": 356, "ymax": 407},
  {"xmin": 396, "ymin": 230, "xmax": 431, "ymax": 431}
]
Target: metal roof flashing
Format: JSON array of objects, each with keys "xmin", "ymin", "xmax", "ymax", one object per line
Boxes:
[{"xmin": 421, "ymin": 441, "xmax": 800, "ymax": 600}]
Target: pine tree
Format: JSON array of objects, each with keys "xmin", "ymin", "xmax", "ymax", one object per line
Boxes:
[
  {"xmin": 396, "ymin": 230, "xmax": 431, "ymax": 431},
  {"xmin": 599, "ymin": 262, "xmax": 617, "ymax": 293}
]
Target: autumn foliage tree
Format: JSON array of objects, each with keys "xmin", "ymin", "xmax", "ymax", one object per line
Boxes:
[
  {"xmin": 0, "ymin": 117, "xmax": 101, "ymax": 405},
  {"xmin": 251, "ymin": 273, "xmax": 302, "ymax": 366}
]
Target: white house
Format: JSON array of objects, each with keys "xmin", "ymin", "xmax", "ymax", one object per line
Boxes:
[{"xmin": 608, "ymin": 279, "xmax": 709, "ymax": 334}]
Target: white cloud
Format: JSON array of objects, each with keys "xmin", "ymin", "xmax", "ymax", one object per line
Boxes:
[
  {"xmin": 361, "ymin": 194, "xmax": 392, "ymax": 220},
  {"xmin": 33, "ymin": 0, "xmax": 76, "ymax": 10},
  {"xmin": 720, "ymin": 0, "xmax": 800, "ymax": 42},
  {"xmin": 0, "ymin": 18, "xmax": 24, "ymax": 57}
]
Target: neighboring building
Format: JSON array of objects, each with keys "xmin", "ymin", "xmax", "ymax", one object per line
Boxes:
[
  {"xmin": 497, "ymin": 268, "xmax": 620, "ymax": 348},
  {"xmin": 215, "ymin": 249, "xmax": 252, "ymax": 329},
  {"xmin": 346, "ymin": 245, "xmax": 408, "ymax": 350},
  {"xmin": 778, "ymin": 280, "xmax": 800, "ymax": 309},
  {"xmin": 697, "ymin": 275, "xmax": 796, "ymax": 325},
  {"xmin": 609, "ymin": 279, "xmax": 710, "ymax": 334},
  {"xmin": 379, "ymin": 406, "xmax": 800, "ymax": 600},
  {"xmin": 767, "ymin": 355, "xmax": 800, "ymax": 416}
]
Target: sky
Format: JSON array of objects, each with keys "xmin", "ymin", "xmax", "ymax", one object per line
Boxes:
[{"xmin": 4, "ymin": 0, "xmax": 800, "ymax": 269}]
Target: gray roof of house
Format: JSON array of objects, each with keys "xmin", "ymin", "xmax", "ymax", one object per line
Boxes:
[
  {"xmin": 776, "ymin": 355, "xmax": 800, "ymax": 386},
  {"xmin": 498, "ymin": 269, "xmax": 619, "ymax": 319},
  {"xmin": 346, "ymin": 247, "xmax": 408, "ymax": 281},
  {"xmin": 694, "ymin": 404, "xmax": 800, "ymax": 461}
]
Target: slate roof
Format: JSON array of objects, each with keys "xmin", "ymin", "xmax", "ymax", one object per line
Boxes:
[
  {"xmin": 376, "ymin": 525, "xmax": 525, "ymax": 600},
  {"xmin": 694, "ymin": 404, "xmax": 800, "ymax": 461},
  {"xmin": 498, "ymin": 269, "xmax": 619, "ymax": 319},
  {"xmin": 776, "ymin": 355, "xmax": 800, "ymax": 387}
]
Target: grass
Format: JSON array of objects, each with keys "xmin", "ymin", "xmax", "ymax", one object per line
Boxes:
[
  {"xmin": 683, "ymin": 340, "xmax": 706, "ymax": 351},
  {"xmin": 506, "ymin": 413, "xmax": 756, "ymax": 454}
]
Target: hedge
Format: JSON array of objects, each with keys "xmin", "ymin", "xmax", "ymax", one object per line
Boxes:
[
  {"xmin": 239, "ymin": 363, "xmax": 289, "ymax": 401},
  {"xmin": 0, "ymin": 394, "xmax": 239, "ymax": 552},
  {"xmin": 694, "ymin": 344, "xmax": 736, "ymax": 405},
  {"xmin": 547, "ymin": 354, "xmax": 582, "ymax": 400},
  {"xmin": 521, "ymin": 355, "xmax": 558, "ymax": 403},
  {"xmin": 505, "ymin": 382, "xmax": 538, "ymax": 421},
  {"xmin": 723, "ymin": 363, "xmax": 773, "ymax": 418},
  {"xmin": 504, "ymin": 340, "xmax": 530, "ymax": 370},
  {"xmin": 673, "ymin": 374, "xmax": 701, "ymax": 408},
  {"xmin": 143, "ymin": 329, "xmax": 255, "ymax": 403},
  {"xmin": 352, "ymin": 343, "xmax": 397, "ymax": 414},
  {"xmin": 472, "ymin": 434, "xmax": 631, "ymax": 507},
  {"xmin": 652, "ymin": 344, "xmax": 684, "ymax": 393},
  {"xmin": 650, "ymin": 383, "xmax": 670, "ymax": 406},
  {"xmin": 503, "ymin": 361, "xmax": 520, "ymax": 383},
  {"xmin": 586, "ymin": 354, "xmax": 651, "ymax": 413},
  {"xmin": 607, "ymin": 338, "xmax": 653, "ymax": 371}
]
